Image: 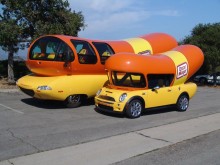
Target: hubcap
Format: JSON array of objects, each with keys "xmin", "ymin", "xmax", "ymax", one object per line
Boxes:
[
  {"xmin": 69, "ymin": 95, "xmax": 80, "ymax": 103},
  {"xmin": 179, "ymin": 96, "xmax": 188, "ymax": 110},
  {"xmin": 130, "ymin": 101, "xmax": 142, "ymax": 117}
]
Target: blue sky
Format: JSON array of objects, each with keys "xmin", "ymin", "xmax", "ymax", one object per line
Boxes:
[
  {"xmin": 74, "ymin": 0, "xmax": 220, "ymax": 40},
  {"xmin": 1, "ymin": 0, "xmax": 220, "ymax": 59}
]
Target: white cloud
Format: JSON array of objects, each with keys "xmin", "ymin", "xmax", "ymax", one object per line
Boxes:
[
  {"xmin": 89, "ymin": 0, "xmax": 132, "ymax": 13},
  {"xmin": 70, "ymin": 0, "xmax": 134, "ymax": 13},
  {"xmin": 69, "ymin": 0, "xmax": 180, "ymax": 39}
]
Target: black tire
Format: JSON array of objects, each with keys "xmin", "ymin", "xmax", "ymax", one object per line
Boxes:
[
  {"xmin": 65, "ymin": 95, "xmax": 82, "ymax": 108},
  {"xmin": 176, "ymin": 94, "xmax": 189, "ymax": 112},
  {"xmin": 125, "ymin": 99, "xmax": 143, "ymax": 118}
]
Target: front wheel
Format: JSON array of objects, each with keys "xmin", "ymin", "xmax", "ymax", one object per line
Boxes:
[
  {"xmin": 65, "ymin": 95, "xmax": 82, "ymax": 108},
  {"xmin": 176, "ymin": 94, "xmax": 189, "ymax": 111},
  {"xmin": 125, "ymin": 99, "xmax": 143, "ymax": 118}
]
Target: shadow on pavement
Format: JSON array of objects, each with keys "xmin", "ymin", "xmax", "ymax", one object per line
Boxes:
[
  {"xmin": 21, "ymin": 97, "xmax": 96, "ymax": 109},
  {"xmin": 94, "ymin": 106, "xmax": 177, "ymax": 119}
]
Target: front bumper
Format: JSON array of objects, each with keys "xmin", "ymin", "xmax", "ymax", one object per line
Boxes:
[
  {"xmin": 18, "ymin": 85, "xmax": 65, "ymax": 100},
  {"xmin": 95, "ymin": 96, "xmax": 127, "ymax": 113}
]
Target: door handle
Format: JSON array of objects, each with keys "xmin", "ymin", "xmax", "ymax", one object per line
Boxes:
[{"xmin": 168, "ymin": 89, "xmax": 172, "ymax": 92}]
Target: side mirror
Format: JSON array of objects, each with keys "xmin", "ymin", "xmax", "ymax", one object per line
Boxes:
[{"xmin": 152, "ymin": 86, "xmax": 160, "ymax": 91}]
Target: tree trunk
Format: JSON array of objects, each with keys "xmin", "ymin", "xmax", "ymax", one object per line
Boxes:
[{"xmin": 8, "ymin": 51, "xmax": 15, "ymax": 84}]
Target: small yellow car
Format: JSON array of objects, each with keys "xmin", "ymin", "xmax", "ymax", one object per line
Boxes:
[
  {"xmin": 95, "ymin": 72, "xmax": 197, "ymax": 118},
  {"xmin": 95, "ymin": 47, "xmax": 203, "ymax": 118}
]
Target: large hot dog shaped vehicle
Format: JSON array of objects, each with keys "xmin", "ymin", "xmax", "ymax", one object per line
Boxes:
[
  {"xmin": 95, "ymin": 45, "xmax": 204, "ymax": 118},
  {"xmin": 17, "ymin": 33, "xmax": 178, "ymax": 107}
]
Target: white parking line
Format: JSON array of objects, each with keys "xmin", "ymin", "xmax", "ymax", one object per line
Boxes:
[{"xmin": 0, "ymin": 103, "xmax": 24, "ymax": 114}]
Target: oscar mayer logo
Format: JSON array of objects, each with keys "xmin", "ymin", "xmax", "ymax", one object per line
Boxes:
[{"xmin": 177, "ymin": 62, "xmax": 188, "ymax": 79}]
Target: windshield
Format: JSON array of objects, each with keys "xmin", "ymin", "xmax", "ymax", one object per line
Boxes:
[
  {"xmin": 111, "ymin": 71, "xmax": 146, "ymax": 88},
  {"xmin": 29, "ymin": 36, "xmax": 74, "ymax": 61}
]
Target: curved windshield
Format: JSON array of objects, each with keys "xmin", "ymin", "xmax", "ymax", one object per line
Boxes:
[
  {"xmin": 112, "ymin": 71, "xmax": 146, "ymax": 88},
  {"xmin": 29, "ymin": 36, "xmax": 74, "ymax": 61}
]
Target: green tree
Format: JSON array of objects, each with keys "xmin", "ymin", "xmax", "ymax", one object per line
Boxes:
[
  {"xmin": 0, "ymin": 0, "xmax": 85, "ymax": 83},
  {"xmin": 0, "ymin": 18, "xmax": 21, "ymax": 83},
  {"xmin": 180, "ymin": 23, "xmax": 220, "ymax": 74}
]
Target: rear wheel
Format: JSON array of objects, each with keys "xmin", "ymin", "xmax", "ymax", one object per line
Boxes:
[
  {"xmin": 65, "ymin": 95, "xmax": 82, "ymax": 108},
  {"xmin": 176, "ymin": 94, "xmax": 189, "ymax": 111},
  {"xmin": 125, "ymin": 99, "xmax": 143, "ymax": 118}
]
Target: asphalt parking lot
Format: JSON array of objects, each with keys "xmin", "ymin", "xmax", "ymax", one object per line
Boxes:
[{"xmin": 0, "ymin": 87, "xmax": 220, "ymax": 164}]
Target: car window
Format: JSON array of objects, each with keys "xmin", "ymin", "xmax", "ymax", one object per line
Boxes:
[
  {"xmin": 147, "ymin": 74, "xmax": 174, "ymax": 89},
  {"xmin": 92, "ymin": 42, "xmax": 115, "ymax": 64},
  {"xmin": 112, "ymin": 71, "xmax": 146, "ymax": 88},
  {"xmin": 30, "ymin": 36, "xmax": 74, "ymax": 62},
  {"xmin": 71, "ymin": 40, "xmax": 97, "ymax": 64}
]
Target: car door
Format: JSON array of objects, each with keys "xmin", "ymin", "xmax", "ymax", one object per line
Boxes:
[
  {"xmin": 145, "ymin": 86, "xmax": 179, "ymax": 108},
  {"xmin": 144, "ymin": 74, "xmax": 179, "ymax": 108}
]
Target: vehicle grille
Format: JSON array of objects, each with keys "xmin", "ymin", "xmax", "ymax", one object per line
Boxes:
[
  {"xmin": 98, "ymin": 104, "xmax": 113, "ymax": 111},
  {"xmin": 19, "ymin": 87, "xmax": 35, "ymax": 97},
  {"xmin": 98, "ymin": 95, "xmax": 115, "ymax": 101}
]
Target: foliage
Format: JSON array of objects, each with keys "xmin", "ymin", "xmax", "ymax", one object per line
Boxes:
[
  {"xmin": 0, "ymin": 0, "xmax": 85, "ymax": 83},
  {"xmin": 180, "ymin": 23, "xmax": 220, "ymax": 74},
  {"xmin": 0, "ymin": 0, "xmax": 85, "ymax": 40}
]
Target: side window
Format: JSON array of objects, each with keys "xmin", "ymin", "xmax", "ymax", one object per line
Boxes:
[
  {"xmin": 92, "ymin": 42, "xmax": 115, "ymax": 64},
  {"xmin": 55, "ymin": 43, "xmax": 74, "ymax": 62},
  {"xmin": 30, "ymin": 37, "xmax": 74, "ymax": 62},
  {"xmin": 71, "ymin": 40, "xmax": 97, "ymax": 64},
  {"xmin": 147, "ymin": 74, "xmax": 174, "ymax": 89}
]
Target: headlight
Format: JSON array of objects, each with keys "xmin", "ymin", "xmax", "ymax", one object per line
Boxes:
[
  {"xmin": 37, "ymin": 86, "xmax": 52, "ymax": 90},
  {"xmin": 96, "ymin": 89, "xmax": 102, "ymax": 96},
  {"xmin": 119, "ymin": 93, "xmax": 127, "ymax": 102}
]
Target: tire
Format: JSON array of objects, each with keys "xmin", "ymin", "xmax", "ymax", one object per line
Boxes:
[
  {"xmin": 176, "ymin": 94, "xmax": 189, "ymax": 112},
  {"xmin": 125, "ymin": 99, "xmax": 143, "ymax": 118},
  {"xmin": 65, "ymin": 95, "xmax": 82, "ymax": 108}
]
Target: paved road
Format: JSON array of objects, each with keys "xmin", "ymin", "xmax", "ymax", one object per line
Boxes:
[
  {"xmin": 0, "ymin": 87, "xmax": 220, "ymax": 163},
  {"xmin": 115, "ymin": 129, "xmax": 220, "ymax": 165}
]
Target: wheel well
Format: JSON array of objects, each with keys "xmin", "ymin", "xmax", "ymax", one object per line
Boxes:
[
  {"xmin": 66, "ymin": 94, "xmax": 88, "ymax": 101},
  {"xmin": 124, "ymin": 96, "xmax": 145, "ymax": 111},
  {"xmin": 177, "ymin": 92, "xmax": 189, "ymax": 102}
]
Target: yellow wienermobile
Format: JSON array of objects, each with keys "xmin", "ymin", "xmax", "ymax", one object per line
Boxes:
[{"xmin": 95, "ymin": 45, "xmax": 204, "ymax": 118}]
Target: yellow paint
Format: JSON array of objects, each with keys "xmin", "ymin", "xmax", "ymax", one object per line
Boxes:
[
  {"xmin": 17, "ymin": 74, "xmax": 108, "ymax": 101},
  {"xmin": 95, "ymin": 83, "xmax": 197, "ymax": 113},
  {"xmin": 163, "ymin": 51, "xmax": 188, "ymax": 85},
  {"xmin": 124, "ymin": 38, "xmax": 153, "ymax": 54}
]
